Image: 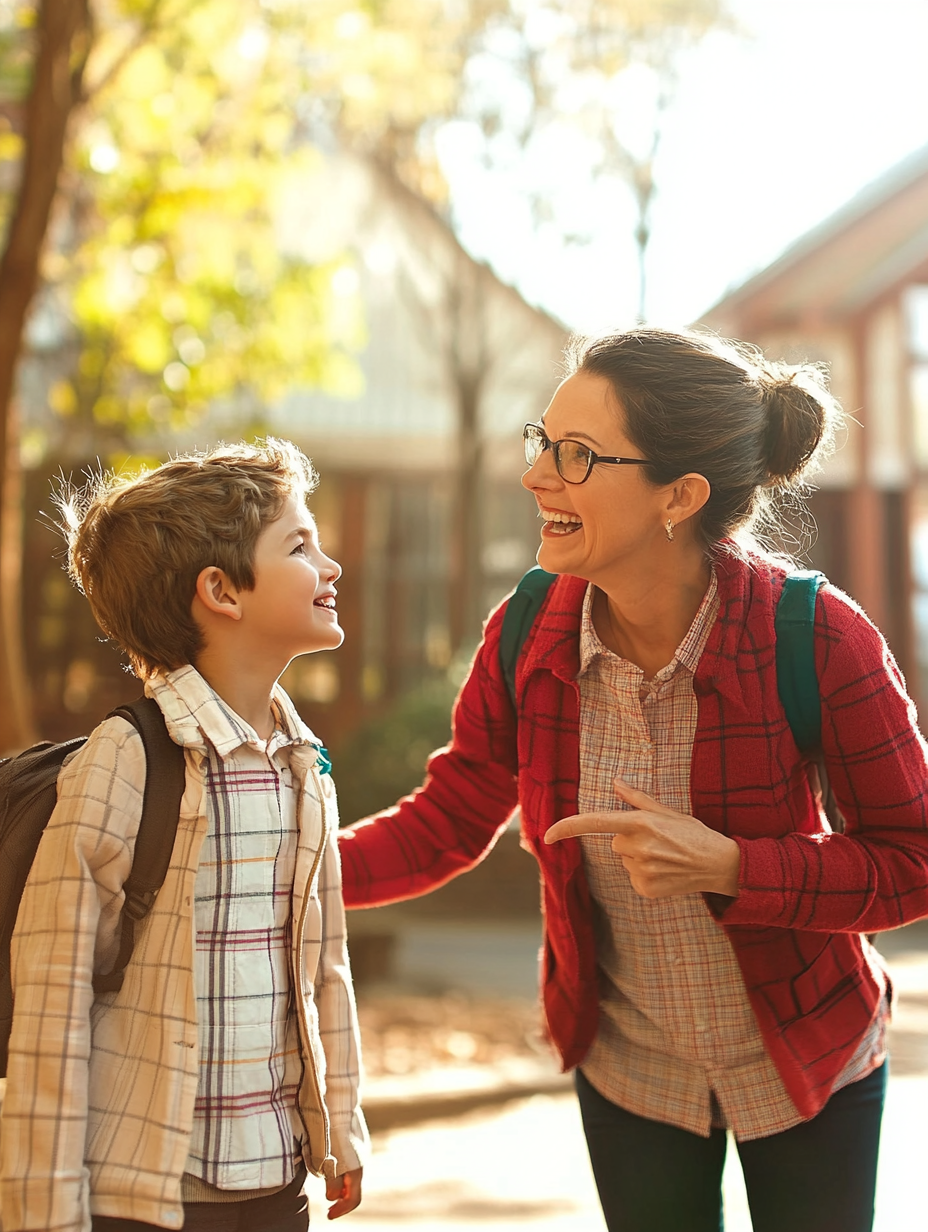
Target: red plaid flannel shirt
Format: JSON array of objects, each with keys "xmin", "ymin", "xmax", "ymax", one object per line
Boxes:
[{"xmin": 339, "ymin": 547, "xmax": 928, "ymax": 1119}]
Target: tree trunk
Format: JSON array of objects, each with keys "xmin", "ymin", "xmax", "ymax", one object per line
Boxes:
[
  {"xmin": 445, "ymin": 256, "xmax": 490, "ymax": 657},
  {"xmin": 448, "ymin": 365, "xmax": 485, "ymax": 655},
  {"xmin": 0, "ymin": 0, "xmax": 92, "ymax": 752}
]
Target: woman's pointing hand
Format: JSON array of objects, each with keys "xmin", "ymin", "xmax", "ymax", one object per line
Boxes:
[{"xmin": 544, "ymin": 777, "xmax": 741, "ymax": 899}]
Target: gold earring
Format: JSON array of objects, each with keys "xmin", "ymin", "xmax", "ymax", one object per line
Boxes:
[{"xmin": 665, "ymin": 519, "xmax": 675, "ymax": 542}]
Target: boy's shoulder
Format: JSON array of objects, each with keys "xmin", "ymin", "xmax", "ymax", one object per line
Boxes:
[
  {"xmin": 59, "ymin": 711, "xmax": 147, "ymax": 788},
  {"xmin": 56, "ymin": 699, "xmax": 187, "ymax": 830}
]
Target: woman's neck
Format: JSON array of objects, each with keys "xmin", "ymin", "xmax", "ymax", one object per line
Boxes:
[{"xmin": 592, "ymin": 549, "xmax": 713, "ymax": 679}]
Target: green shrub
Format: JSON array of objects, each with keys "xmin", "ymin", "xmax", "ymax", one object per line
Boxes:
[{"xmin": 332, "ymin": 679, "xmax": 457, "ymax": 825}]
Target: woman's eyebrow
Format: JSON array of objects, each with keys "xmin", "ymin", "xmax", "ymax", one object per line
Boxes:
[
  {"xmin": 545, "ymin": 425, "xmax": 604, "ymax": 447},
  {"xmin": 564, "ymin": 431, "xmax": 603, "ymax": 446}
]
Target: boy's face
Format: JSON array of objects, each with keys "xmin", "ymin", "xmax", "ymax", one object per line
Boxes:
[{"xmin": 242, "ymin": 492, "xmax": 344, "ymax": 659}]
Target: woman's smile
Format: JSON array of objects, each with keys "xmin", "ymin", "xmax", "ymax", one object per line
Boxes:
[{"xmin": 539, "ymin": 504, "xmax": 583, "ymax": 536}]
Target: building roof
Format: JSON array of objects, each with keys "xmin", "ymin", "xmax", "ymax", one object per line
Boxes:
[{"xmin": 701, "ymin": 143, "xmax": 928, "ymax": 332}]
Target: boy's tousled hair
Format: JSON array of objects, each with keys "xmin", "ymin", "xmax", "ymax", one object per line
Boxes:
[{"xmin": 57, "ymin": 438, "xmax": 318, "ymax": 680}]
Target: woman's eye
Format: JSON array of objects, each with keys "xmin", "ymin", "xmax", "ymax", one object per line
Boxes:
[{"xmin": 563, "ymin": 441, "xmax": 589, "ymax": 465}]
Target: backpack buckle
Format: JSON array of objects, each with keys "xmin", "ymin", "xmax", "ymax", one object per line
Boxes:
[{"xmin": 123, "ymin": 888, "xmax": 158, "ymax": 920}]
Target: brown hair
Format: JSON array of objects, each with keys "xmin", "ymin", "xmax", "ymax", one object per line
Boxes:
[
  {"xmin": 57, "ymin": 438, "xmax": 318, "ymax": 679},
  {"xmin": 567, "ymin": 327, "xmax": 841, "ymax": 551}
]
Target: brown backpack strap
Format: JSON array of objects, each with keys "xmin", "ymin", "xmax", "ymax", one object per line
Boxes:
[{"xmin": 92, "ymin": 697, "xmax": 186, "ymax": 995}]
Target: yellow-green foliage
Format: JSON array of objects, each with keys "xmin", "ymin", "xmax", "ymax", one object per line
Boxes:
[
  {"xmin": 2, "ymin": 0, "xmax": 730, "ymax": 447},
  {"xmin": 36, "ymin": 0, "xmax": 367, "ymax": 439}
]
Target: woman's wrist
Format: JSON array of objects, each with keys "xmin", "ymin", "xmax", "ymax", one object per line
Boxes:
[{"xmin": 708, "ymin": 834, "xmax": 741, "ymax": 897}]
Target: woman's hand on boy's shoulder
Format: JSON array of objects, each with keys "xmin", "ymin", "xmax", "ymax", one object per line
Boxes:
[{"xmin": 326, "ymin": 1166, "xmax": 363, "ymax": 1219}]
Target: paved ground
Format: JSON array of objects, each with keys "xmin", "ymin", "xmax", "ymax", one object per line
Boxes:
[
  {"xmin": 314, "ymin": 920, "xmax": 928, "ymax": 1229},
  {"xmin": 306, "ymin": 1075, "xmax": 928, "ymax": 1230}
]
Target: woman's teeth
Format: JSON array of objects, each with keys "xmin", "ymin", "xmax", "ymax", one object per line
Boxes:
[{"xmin": 542, "ymin": 510, "xmax": 582, "ymax": 536}]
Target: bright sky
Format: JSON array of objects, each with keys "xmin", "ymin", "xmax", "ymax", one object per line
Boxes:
[{"xmin": 440, "ymin": 0, "xmax": 928, "ymax": 334}]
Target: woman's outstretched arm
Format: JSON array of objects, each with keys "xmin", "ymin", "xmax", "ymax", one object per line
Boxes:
[{"xmin": 338, "ymin": 603, "xmax": 520, "ymax": 908}]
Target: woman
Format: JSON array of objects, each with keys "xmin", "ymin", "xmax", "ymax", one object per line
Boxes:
[{"xmin": 339, "ymin": 328, "xmax": 928, "ymax": 1232}]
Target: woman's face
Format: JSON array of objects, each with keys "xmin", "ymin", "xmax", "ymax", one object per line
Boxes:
[{"xmin": 521, "ymin": 370, "xmax": 671, "ymax": 584}]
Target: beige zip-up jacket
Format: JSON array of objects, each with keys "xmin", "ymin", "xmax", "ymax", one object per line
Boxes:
[{"xmin": 0, "ymin": 669, "xmax": 368, "ymax": 1232}]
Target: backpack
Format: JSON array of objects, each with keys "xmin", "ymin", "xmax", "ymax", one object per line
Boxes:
[
  {"xmin": 0, "ymin": 695, "xmax": 187, "ymax": 1076},
  {"xmin": 499, "ymin": 566, "xmax": 839, "ymax": 822}
]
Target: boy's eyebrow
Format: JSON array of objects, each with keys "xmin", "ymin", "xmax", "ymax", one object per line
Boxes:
[{"xmin": 288, "ymin": 520, "xmax": 317, "ymax": 540}]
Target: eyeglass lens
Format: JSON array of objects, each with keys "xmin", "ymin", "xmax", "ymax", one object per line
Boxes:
[
  {"xmin": 554, "ymin": 439, "xmax": 593, "ymax": 481},
  {"xmin": 524, "ymin": 425, "xmax": 591, "ymax": 482}
]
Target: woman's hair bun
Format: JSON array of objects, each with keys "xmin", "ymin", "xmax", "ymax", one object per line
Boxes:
[{"xmin": 759, "ymin": 362, "xmax": 836, "ymax": 486}]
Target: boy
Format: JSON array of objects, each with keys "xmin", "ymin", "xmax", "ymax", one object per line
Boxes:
[{"xmin": 0, "ymin": 439, "xmax": 367, "ymax": 1231}]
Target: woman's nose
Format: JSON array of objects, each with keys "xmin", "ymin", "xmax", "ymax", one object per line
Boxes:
[{"xmin": 520, "ymin": 451, "xmax": 560, "ymax": 492}]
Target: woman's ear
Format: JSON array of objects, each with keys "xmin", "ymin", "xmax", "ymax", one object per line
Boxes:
[
  {"xmin": 193, "ymin": 566, "xmax": 243, "ymax": 621},
  {"xmin": 666, "ymin": 473, "xmax": 711, "ymax": 526}
]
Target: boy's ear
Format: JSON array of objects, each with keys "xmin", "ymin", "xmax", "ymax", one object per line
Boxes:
[{"xmin": 194, "ymin": 566, "xmax": 243, "ymax": 621}]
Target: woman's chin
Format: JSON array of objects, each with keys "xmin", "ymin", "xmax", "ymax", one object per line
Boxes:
[{"xmin": 537, "ymin": 533, "xmax": 579, "ymax": 573}]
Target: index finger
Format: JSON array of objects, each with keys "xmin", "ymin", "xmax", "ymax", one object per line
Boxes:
[
  {"xmin": 545, "ymin": 813, "xmax": 637, "ymax": 844},
  {"xmin": 614, "ymin": 777, "xmax": 675, "ymax": 815}
]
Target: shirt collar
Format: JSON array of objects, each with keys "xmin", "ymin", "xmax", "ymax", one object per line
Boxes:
[
  {"xmin": 145, "ymin": 664, "xmax": 318, "ymax": 760},
  {"xmin": 578, "ymin": 567, "xmax": 719, "ymax": 679}
]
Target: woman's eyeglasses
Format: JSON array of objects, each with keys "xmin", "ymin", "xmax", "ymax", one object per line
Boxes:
[{"xmin": 523, "ymin": 423, "xmax": 651, "ymax": 485}]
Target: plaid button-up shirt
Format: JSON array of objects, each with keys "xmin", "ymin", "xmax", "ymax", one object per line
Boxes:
[
  {"xmin": 576, "ymin": 576, "xmax": 886, "ymax": 1140},
  {"xmin": 183, "ymin": 677, "xmax": 312, "ymax": 1198},
  {"xmin": 0, "ymin": 666, "xmax": 368, "ymax": 1232}
]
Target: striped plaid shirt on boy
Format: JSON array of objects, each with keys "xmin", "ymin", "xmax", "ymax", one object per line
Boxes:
[
  {"xmin": 576, "ymin": 575, "xmax": 886, "ymax": 1140},
  {"xmin": 183, "ymin": 691, "xmax": 306, "ymax": 1198}
]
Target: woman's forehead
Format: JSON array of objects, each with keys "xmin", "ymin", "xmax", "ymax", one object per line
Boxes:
[{"xmin": 544, "ymin": 371, "xmax": 628, "ymax": 437}]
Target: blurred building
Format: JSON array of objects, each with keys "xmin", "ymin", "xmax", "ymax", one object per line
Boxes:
[
  {"xmin": 263, "ymin": 155, "xmax": 569, "ymax": 744},
  {"xmin": 701, "ymin": 142, "xmax": 928, "ymax": 707}
]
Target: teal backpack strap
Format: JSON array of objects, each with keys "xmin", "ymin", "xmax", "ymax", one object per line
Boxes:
[
  {"xmin": 775, "ymin": 570, "xmax": 826, "ymax": 752},
  {"xmin": 500, "ymin": 567, "xmax": 558, "ymax": 708}
]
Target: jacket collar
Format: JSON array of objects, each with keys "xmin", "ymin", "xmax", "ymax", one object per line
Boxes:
[
  {"xmin": 519, "ymin": 544, "xmax": 780, "ymax": 702},
  {"xmin": 145, "ymin": 664, "xmax": 319, "ymax": 759},
  {"xmin": 696, "ymin": 545, "xmax": 779, "ymax": 693},
  {"xmin": 519, "ymin": 573, "xmax": 588, "ymax": 685}
]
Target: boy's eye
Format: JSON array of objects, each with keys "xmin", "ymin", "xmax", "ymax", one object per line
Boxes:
[{"xmin": 291, "ymin": 541, "xmax": 306, "ymax": 555}]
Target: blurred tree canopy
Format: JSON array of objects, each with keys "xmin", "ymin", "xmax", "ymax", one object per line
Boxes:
[
  {"xmin": 0, "ymin": 0, "xmax": 727, "ymax": 750},
  {"xmin": 307, "ymin": 0, "xmax": 730, "ymax": 234},
  {"xmin": 304, "ymin": 0, "xmax": 729, "ymax": 651},
  {"xmin": 29, "ymin": 0, "xmax": 367, "ymax": 459}
]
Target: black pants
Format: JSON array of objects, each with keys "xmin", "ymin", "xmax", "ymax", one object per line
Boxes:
[
  {"xmin": 92, "ymin": 1163, "xmax": 309, "ymax": 1232},
  {"xmin": 575, "ymin": 1063, "xmax": 887, "ymax": 1232}
]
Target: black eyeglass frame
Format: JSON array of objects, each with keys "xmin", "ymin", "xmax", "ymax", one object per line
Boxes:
[{"xmin": 523, "ymin": 422, "xmax": 652, "ymax": 485}]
